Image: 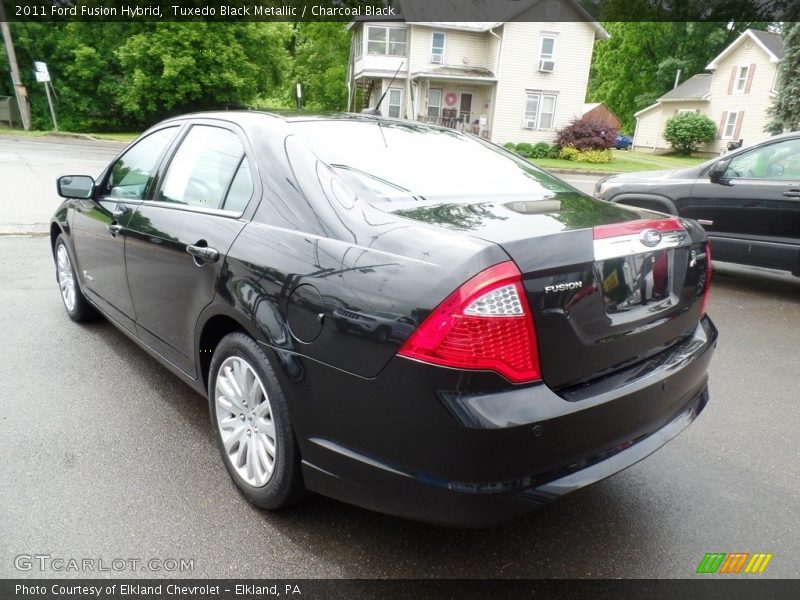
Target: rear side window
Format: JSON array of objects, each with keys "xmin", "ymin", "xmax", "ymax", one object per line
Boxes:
[
  {"xmin": 107, "ymin": 126, "xmax": 179, "ymax": 199},
  {"xmin": 157, "ymin": 125, "xmax": 245, "ymax": 210},
  {"xmin": 223, "ymin": 159, "xmax": 254, "ymax": 213}
]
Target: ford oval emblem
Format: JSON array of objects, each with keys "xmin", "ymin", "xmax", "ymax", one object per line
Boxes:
[{"xmin": 639, "ymin": 229, "xmax": 662, "ymax": 247}]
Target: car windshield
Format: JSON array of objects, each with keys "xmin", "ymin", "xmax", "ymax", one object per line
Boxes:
[{"xmin": 289, "ymin": 120, "xmax": 573, "ymax": 202}]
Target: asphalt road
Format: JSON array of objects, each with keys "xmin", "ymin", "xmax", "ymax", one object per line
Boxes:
[{"xmin": 1, "ymin": 135, "xmax": 799, "ymax": 579}]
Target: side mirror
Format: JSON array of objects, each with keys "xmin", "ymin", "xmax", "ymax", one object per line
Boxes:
[
  {"xmin": 57, "ymin": 175, "xmax": 95, "ymax": 199},
  {"xmin": 708, "ymin": 160, "xmax": 731, "ymax": 185}
]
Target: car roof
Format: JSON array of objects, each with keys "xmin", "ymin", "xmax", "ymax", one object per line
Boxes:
[{"xmin": 160, "ymin": 110, "xmax": 413, "ymax": 127}]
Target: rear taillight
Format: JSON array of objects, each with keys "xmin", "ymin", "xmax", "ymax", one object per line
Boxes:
[
  {"xmin": 398, "ymin": 261, "xmax": 541, "ymax": 383},
  {"xmin": 699, "ymin": 242, "xmax": 712, "ymax": 316}
]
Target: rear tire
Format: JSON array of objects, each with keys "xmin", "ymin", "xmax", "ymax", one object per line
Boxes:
[
  {"xmin": 54, "ymin": 234, "xmax": 98, "ymax": 322},
  {"xmin": 208, "ymin": 333, "xmax": 305, "ymax": 509}
]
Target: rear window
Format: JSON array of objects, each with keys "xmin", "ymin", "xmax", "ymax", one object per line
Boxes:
[{"xmin": 290, "ymin": 120, "xmax": 572, "ymax": 202}]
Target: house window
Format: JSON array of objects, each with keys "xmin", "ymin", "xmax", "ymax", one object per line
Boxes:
[
  {"xmin": 734, "ymin": 65, "xmax": 749, "ymax": 92},
  {"xmin": 431, "ymin": 32, "xmax": 446, "ymax": 64},
  {"xmin": 354, "ymin": 27, "xmax": 363, "ymax": 59},
  {"xmin": 427, "ymin": 89, "xmax": 442, "ymax": 118},
  {"xmin": 677, "ymin": 109, "xmax": 696, "ymax": 114},
  {"xmin": 388, "ymin": 88, "xmax": 403, "ymax": 118},
  {"xmin": 523, "ymin": 91, "xmax": 557, "ymax": 130},
  {"xmin": 539, "ymin": 35, "xmax": 556, "ymax": 72},
  {"xmin": 367, "ymin": 27, "xmax": 407, "ymax": 57},
  {"xmin": 723, "ymin": 111, "xmax": 739, "ymax": 139}
]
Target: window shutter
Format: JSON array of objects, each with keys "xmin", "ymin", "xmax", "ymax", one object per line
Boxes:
[
  {"xmin": 745, "ymin": 63, "xmax": 756, "ymax": 92},
  {"xmin": 718, "ymin": 111, "xmax": 728, "ymax": 138},
  {"xmin": 727, "ymin": 66, "xmax": 737, "ymax": 94},
  {"xmin": 733, "ymin": 111, "xmax": 744, "ymax": 139}
]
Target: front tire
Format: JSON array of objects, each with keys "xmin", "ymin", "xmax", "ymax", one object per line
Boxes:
[
  {"xmin": 208, "ymin": 333, "xmax": 304, "ymax": 509},
  {"xmin": 54, "ymin": 234, "xmax": 97, "ymax": 322}
]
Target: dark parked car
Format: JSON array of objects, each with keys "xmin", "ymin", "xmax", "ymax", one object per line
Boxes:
[
  {"xmin": 615, "ymin": 134, "xmax": 633, "ymax": 150},
  {"xmin": 51, "ymin": 113, "xmax": 716, "ymax": 526},
  {"xmin": 595, "ymin": 132, "xmax": 800, "ymax": 276}
]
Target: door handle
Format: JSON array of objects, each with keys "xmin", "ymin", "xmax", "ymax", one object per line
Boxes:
[
  {"xmin": 186, "ymin": 244, "xmax": 220, "ymax": 263},
  {"xmin": 782, "ymin": 190, "xmax": 800, "ymax": 198},
  {"xmin": 107, "ymin": 224, "xmax": 123, "ymax": 236},
  {"xmin": 112, "ymin": 204, "xmax": 130, "ymax": 219}
]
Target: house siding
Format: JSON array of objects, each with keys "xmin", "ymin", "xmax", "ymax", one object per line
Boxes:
[
  {"xmin": 705, "ymin": 40, "xmax": 778, "ymax": 152},
  {"xmin": 408, "ymin": 25, "xmax": 489, "ymax": 72},
  {"xmin": 491, "ymin": 20, "xmax": 596, "ymax": 144},
  {"xmin": 634, "ymin": 101, "xmax": 709, "ymax": 150}
]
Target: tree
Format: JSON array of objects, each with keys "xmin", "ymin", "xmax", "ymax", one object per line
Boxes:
[
  {"xmin": 291, "ymin": 23, "xmax": 351, "ymax": 111},
  {"xmin": 766, "ymin": 22, "xmax": 800, "ymax": 134},
  {"xmin": 663, "ymin": 112, "xmax": 717, "ymax": 155},
  {"xmin": 116, "ymin": 23, "xmax": 290, "ymax": 124},
  {"xmin": 588, "ymin": 21, "xmax": 769, "ymax": 132}
]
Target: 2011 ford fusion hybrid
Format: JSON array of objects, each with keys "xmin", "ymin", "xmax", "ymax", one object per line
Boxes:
[{"xmin": 50, "ymin": 112, "xmax": 717, "ymax": 526}]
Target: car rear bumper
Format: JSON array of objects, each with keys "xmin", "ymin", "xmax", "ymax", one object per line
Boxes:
[{"xmin": 281, "ymin": 317, "xmax": 717, "ymax": 527}]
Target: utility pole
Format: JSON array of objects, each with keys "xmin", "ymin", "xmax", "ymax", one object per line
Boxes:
[{"xmin": 0, "ymin": 4, "xmax": 32, "ymax": 130}]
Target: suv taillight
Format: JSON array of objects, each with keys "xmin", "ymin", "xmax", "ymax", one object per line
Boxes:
[
  {"xmin": 700, "ymin": 242, "xmax": 712, "ymax": 316},
  {"xmin": 398, "ymin": 261, "xmax": 541, "ymax": 383}
]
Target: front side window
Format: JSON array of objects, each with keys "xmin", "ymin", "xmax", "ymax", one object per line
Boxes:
[
  {"xmin": 427, "ymin": 89, "xmax": 442, "ymax": 117},
  {"xmin": 539, "ymin": 36, "xmax": 556, "ymax": 72},
  {"xmin": 157, "ymin": 125, "xmax": 245, "ymax": 210},
  {"xmin": 388, "ymin": 88, "xmax": 403, "ymax": 118},
  {"xmin": 431, "ymin": 32, "xmax": 446, "ymax": 63},
  {"xmin": 735, "ymin": 65, "xmax": 749, "ymax": 92},
  {"xmin": 367, "ymin": 27, "xmax": 407, "ymax": 57},
  {"xmin": 725, "ymin": 138, "xmax": 800, "ymax": 179},
  {"xmin": 523, "ymin": 91, "xmax": 557, "ymax": 130},
  {"xmin": 107, "ymin": 126, "xmax": 179, "ymax": 199},
  {"xmin": 722, "ymin": 111, "xmax": 739, "ymax": 139}
]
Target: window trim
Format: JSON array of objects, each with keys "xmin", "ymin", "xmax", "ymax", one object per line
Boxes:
[
  {"xmin": 522, "ymin": 90, "xmax": 558, "ymax": 131},
  {"xmin": 722, "ymin": 110, "xmax": 739, "ymax": 139},
  {"xmin": 734, "ymin": 64, "xmax": 749, "ymax": 94},
  {"xmin": 430, "ymin": 31, "xmax": 446, "ymax": 64},
  {"xmin": 538, "ymin": 34, "xmax": 557, "ymax": 72},
  {"xmin": 366, "ymin": 25, "xmax": 408, "ymax": 57},
  {"xmin": 354, "ymin": 27, "xmax": 363, "ymax": 59}
]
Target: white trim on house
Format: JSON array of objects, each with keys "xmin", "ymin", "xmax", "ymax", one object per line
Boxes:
[
  {"xmin": 634, "ymin": 102, "xmax": 663, "ymax": 117},
  {"xmin": 706, "ymin": 29, "xmax": 781, "ymax": 69}
]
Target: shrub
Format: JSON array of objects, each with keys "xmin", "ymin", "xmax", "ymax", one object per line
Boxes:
[
  {"xmin": 502, "ymin": 142, "xmax": 517, "ymax": 152},
  {"xmin": 547, "ymin": 144, "xmax": 561, "ymax": 158},
  {"xmin": 574, "ymin": 149, "xmax": 613, "ymax": 163},
  {"xmin": 663, "ymin": 112, "xmax": 717, "ymax": 155},
  {"xmin": 530, "ymin": 142, "xmax": 553, "ymax": 158},
  {"xmin": 555, "ymin": 117, "xmax": 618, "ymax": 150},
  {"xmin": 558, "ymin": 146, "xmax": 580, "ymax": 161},
  {"xmin": 514, "ymin": 142, "xmax": 536, "ymax": 158}
]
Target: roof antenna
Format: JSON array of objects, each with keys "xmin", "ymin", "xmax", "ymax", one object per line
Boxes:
[{"xmin": 362, "ymin": 61, "xmax": 404, "ymax": 116}]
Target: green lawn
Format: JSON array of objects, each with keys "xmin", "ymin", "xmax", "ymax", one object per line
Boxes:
[
  {"xmin": 0, "ymin": 125, "xmax": 138, "ymax": 142},
  {"xmin": 531, "ymin": 149, "xmax": 708, "ymax": 173}
]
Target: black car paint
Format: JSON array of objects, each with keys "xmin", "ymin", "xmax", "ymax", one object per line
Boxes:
[
  {"xmin": 51, "ymin": 112, "xmax": 717, "ymax": 526},
  {"xmin": 596, "ymin": 132, "xmax": 800, "ymax": 275}
]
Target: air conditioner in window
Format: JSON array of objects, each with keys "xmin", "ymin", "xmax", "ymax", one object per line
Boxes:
[
  {"xmin": 431, "ymin": 53, "xmax": 444, "ymax": 64},
  {"xmin": 539, "ymin": 60, "xmax": 555, "ymax": 72}
]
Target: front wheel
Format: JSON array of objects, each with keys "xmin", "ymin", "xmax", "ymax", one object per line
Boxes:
[
  {"xmin": 54, "ymin": 234, "xmax": 97, "ymax": 322},
  {"xmin": 208, "ymin": 333, "xmax": 305, "ymax": 509}
]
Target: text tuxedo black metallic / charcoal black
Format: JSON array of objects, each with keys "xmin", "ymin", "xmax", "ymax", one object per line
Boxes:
[{"xmin": 50, "ymin": 112, "xmax": 717, "ymax": 526}]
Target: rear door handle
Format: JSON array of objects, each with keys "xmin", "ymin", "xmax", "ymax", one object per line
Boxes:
[
  {"xmin": 186, "ymin": 244, "xmax": 220, "ymax": 263},
  {"xmin": 782, "ymin": 189, "xmax": 800, "ymax": 198}
]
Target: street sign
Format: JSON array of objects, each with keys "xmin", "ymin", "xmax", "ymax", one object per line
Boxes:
[{"xmin": 34, "ymin": 61, "xmax": 50, "ymax": 82}]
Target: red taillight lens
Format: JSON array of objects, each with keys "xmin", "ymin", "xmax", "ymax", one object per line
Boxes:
[
  {"xmin": 699, "ymin": 242, "xmax": 712, "ymax": 316},
  {"xmin": 398, "ymin": 261, "xmax": 541, "ymax": 383}
]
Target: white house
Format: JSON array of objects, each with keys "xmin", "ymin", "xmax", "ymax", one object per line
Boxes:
[
  {"xmin": 346, "ymin": 0, "xmax": 608, "ymax": 144},
  {"xmin": 634, "ymin": 29, "xmax": 784, "ymax": 153}
]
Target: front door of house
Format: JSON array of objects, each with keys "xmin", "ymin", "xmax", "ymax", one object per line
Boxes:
[{"xmin": 459, "ymin": 93, "xmax": 473, "ymax": 126}]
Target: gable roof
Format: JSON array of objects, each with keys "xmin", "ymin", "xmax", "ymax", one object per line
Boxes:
[
  {"xmin": 392, "ymin": 0, "xmax": 609, "ymax": 39},
  {"xmin": 706, "ymin": 29, "xmax": 784, "ymax": 69},
  {"xmin": 659, "ymin": 74, "xmax": 712, "ymax": 101}
]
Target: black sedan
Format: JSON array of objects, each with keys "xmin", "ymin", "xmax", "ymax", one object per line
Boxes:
[
  {"xmin": 595, "ymin": 132, "xmax": 800, "ymax": 276},
  {"xmin": 51, "ymin": 113, "xmax": 717, "ymax": 526}
]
